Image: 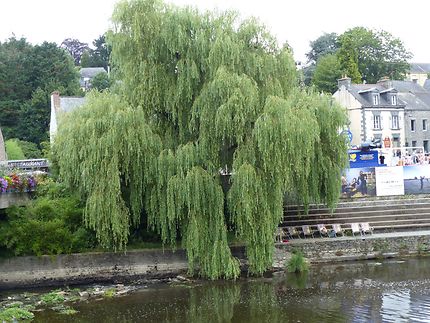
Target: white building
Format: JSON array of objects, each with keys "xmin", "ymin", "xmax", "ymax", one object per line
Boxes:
[
  {"xmin": 333, "ymin": 77, "xmax": 406, "ymax": 148},
  {"xmin": 49, "ymin": 91, "xmax": 86, "ymax": 143}
]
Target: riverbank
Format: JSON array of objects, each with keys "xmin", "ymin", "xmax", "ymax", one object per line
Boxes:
[
  {"xmin": 0, "ymin": 247, "xmax": 246, "ymax": 290},
  {"xmin": 4, "ymin": 257, "xmax": 430, "ymax": 322},
  {"xmin": 273, "ymin": 230, "xmax": 430, "ymax": 268},
  {"xmin": 2, "ymin": 231, "xmax": 430, "ymax": 290}
]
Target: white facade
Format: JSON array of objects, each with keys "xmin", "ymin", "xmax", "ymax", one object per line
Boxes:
[
  {"xmin": 49, "ymin": 92, "xmax": 86, "ymax": 144},
  {"xmin": 363, "ymin": 108, "xmax": 405, "ymax": 147},
  {"xmin": 333, "ymin": 86, "xmax": 362, "ymax": 146},
  {"xmin": 333, "ymin": 81, "xmax": 405, "ymax": 148},
  {"xmin": 406, "ymin": 72, "xmax": 427, "ymax": 87},
  {"xmin": 49, "ymin": 94, "xmax": 58, "ymax": 143}
]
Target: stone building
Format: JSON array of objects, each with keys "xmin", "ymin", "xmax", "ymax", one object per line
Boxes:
[
  {"xmin": 406, "ymin": 63, "xmax": 430, "ymax": 87},
  {"xmin": 333, "ymin": 77, "xmax": 405, "ymax": 148},
  {"xmin": 333, "ymin": 77, "xmax": 430, "ymax": 152}
]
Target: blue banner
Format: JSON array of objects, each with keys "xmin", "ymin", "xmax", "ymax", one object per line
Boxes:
[{"xmin": 349, "ymin": 150, "xmax": 379, "ymax": 168}]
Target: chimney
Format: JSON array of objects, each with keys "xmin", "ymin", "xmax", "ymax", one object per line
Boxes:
[
  {"xmin": 51, "ymin": 91, "xmax": 60, "ymax": 110},
  {"xmin": 377, "ymin": 76, "xmax": 391, "ymax": 88},
  {"xmin": 337, "ymin": 75, "xmax": 351, "ymax": 89}
]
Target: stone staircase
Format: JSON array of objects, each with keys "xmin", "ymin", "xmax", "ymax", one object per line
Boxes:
[{"xmin": 282, "ymin": 196, "xmax": 430, "ymax": 233}]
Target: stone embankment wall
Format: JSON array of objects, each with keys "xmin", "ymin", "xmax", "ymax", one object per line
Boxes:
[
  {"xmin": 0, "ymin": 192, "xmax": 30, "ymax": 209},
  {"xmin": 0, "ymin": 249, "xmax": 189, "ymax": 290},
  {"xmin": 2, "ymin": 235, "xmax": 429, "ymax": 289},
  {"xmin": 274, "ymin": 234, "xmax": 430, "ymax": 266},
  {"xmin": 0, "ymin": 247, "xmax": 246, "ymax": 290}
]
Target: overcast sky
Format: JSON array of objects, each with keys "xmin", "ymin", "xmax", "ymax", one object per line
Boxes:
[{"xmin": 0, "ymin": 0, "xmax": 428, "ymax": 63}]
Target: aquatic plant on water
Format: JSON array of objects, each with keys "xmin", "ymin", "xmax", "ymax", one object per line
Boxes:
[
  {"xmin": 286, "ymin": 251, "xmax": 309, "ymax": 273},
  {"xmin": 0, "ymin": 307, "xmax": 34, "ymax": 322}
]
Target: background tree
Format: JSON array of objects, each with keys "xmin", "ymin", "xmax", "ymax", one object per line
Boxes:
[
  {"xmin": 306, "ymin": 32, "xmax": 339, "ymax": 64},
  {"xmin": 0, "ymin": 38, "xmax": 79, "ymax": 146},
  {"xmin": 60, "ymin": 38, "xmax": 89, "ymax": 65},
  {"xmin": 5, "ymin": 139, "xmax": 25, "ymax": 160},
  {"xmin": 301, "ymin": 33, "xmax": 339, "ymax": 85},
  {"xmin": 80, "ymin": 34, "xmax": 111, "ymax": 69},
  {"xmin": 90, "ymin": 72, "xmax": 112, "ymax": 91},
  {"xmin": 4, "ymin": 138, "xmax": 41, "ymax": 159},
  {"xmin": 338, "ymin": 27, "xmax": 412, "ymax": 83},
  {"xmin": 312, "ymin": 54, "xmax": 343, "ymax": 93},
  {"xmin": 0, "ymin": 38, "xmax": 33, "ymax": 138},
  {"xmin": 55, "ymin": 0, "xmax": 348, "ymax": 279}
]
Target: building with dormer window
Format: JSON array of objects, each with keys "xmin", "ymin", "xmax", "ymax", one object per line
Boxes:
[
  {"xmin": 333, "ymin": 77, "xmax": 406, "ymax": 148},
  {"xmin": 383, "ymin": 79, "xmax": 430, "ymax": 152},
  {"xmin": 334, "ymin": 77, "xmax": 430, "ymax": 153}
]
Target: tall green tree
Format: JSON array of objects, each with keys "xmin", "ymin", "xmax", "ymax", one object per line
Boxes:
[
  {"xmin": 60, "ymin": 38, "xmax": 89, "ymax": 65},
  {"xmin": 338, "ymin": 27, "xmax": 411, "ymax": 83},
  {"xmin": 301, "ymin": 33, "xmax": 339, "ymax": 85},
  {"xmin": 0, "ymin": 38, "xmax": 79, "ymax": 144},
  {"xmin": 312, "ymin": 54, "xmax": 343, "ymax": 93},
  {"xmin": 90, "ymin": 72, "xmax": 112, "ymax": 91},
  {"xmin": 0, "ymin": 38, "xmax": 33, "ymax": 138},
  {"xmin": 306, "ymin": 32, "xmax": 339, "ymax": 64},
  {"xmin": 55, "ymin": 0, "xmax": 348, "ymax": 279},
  {"xmin": 80, "ymin": 34, "xmax": 111, "ymax": 69}
]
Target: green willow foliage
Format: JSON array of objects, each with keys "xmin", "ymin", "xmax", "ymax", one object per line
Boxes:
[{"xmin": 54, "ymin": 0, "xmax": 348, "ymax": 279}]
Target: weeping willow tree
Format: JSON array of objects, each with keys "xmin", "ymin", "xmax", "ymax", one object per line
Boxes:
[{"xmin": 54, "ymin": 0, "xmax": 348, "ymax": 279}]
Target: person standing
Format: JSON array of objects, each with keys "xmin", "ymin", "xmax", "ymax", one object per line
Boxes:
[{"xmin": 359, "ymin": 171, "xmax": 367, "ymax": 195}]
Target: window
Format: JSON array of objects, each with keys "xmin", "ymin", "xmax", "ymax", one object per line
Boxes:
[
  {"xmin": 411, "ymin": 119, "xmax": 416, "ymax": 132},
  {"xmin": 392, "ymin": 136, "xmax": 400, "ymax": 148},
  {"xmin": 412, "ymin": 141, "xmax": 417, "ymax": 148},
  {"xmin": 373, "ymin": 115, "xmax": 381, "ymax": 129},
  {"xmin": 391, "ymin": 115, "xmax": 399, "ymax": 129},
  {"xmin": 424, "ymin": 141, "xmax": 429, "ymax": 153},
  {"xmin": 373, "ymin": 94, "xmax": 380, "ymax": 105},
  {"xmin": 423, "ymin": 119, "xmax": 428, "ymax": 131},
  {"xmin": 391, "ymin": 95, "xmax": 397, "ymax": 105}
]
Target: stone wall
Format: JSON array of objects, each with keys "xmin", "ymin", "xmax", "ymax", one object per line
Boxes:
[
  {"xmin": 0, "ymin": 192, "xmax": 30, "ymax": 209},
  {"xmin": 0, "ymin": 249, "xmax": 189, "ymax": 290},
  {"xmin": 275, "ymin": 234, "xmax": 430, "ymax": 265},
  {"xmin": 0, "ymin": 247, "xmax": 247, "ymax": 290}
]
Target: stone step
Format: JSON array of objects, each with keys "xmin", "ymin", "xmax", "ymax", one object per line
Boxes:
[
  {"xmin": 281, "ymin": 220, "xmax": 430, "ymax": 233},
  {"xmin": 373, "ymin": 223, "xmax": 430, "ymax": 231},
  {"xmin": 285, "ymin": 197, "xmax": 430, "ymax": 212},
  {"xmin": 284, "ymin": 202, "xmax": 430, "ymax": 217},
  {"xmin": 369, "ymin": 218, "xmax": 430, "ymax": 226},
  {"xmin": 282, "ymin": 212, "xmax": 430, "ymax": 226},
  {"xmin": 284, "ymin": 206, "xmax": 430, "ymax": 220},
  {"xmin": 282, "ymin": 196, "xmax": 430, "ymax": 235}
]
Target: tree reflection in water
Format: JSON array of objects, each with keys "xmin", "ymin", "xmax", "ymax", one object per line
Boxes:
[{"xmin": 33, "ymin": 258, "xmax": 430, "ymax": 323}]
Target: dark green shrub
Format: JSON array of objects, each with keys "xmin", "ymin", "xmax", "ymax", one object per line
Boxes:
[
  {"xmin": 4, "ymin": 139, "xmax": 25, "ymax": 160},
  {"xmin": 0, "ymin": 195, "xmax": 96, "ymax": 256},
  {"xmin": 34, "ymin": 178, "xmax": 69, "ymax": 199},
  {"xmin": 16, "ymin": 139, "xmax": 42, "ymax": 158}
]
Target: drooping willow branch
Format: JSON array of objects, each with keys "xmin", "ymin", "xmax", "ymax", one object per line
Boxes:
[{"xmin": 55, "ymin": 0, "xmax": 348, "ymax": 279}]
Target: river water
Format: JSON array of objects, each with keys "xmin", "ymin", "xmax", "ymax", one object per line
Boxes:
[{"xmin": 29, "ymin": 257, "xmax": 430, "ymax": 322}]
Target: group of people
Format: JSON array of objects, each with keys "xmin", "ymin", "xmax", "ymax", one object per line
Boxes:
[
  {"xmin": 392, "ymin": 151, "xmax": 430, "ymax": 166},
  {"xmin": 341, "ymin": 171, "xmax": 368, "ymax": 197}
]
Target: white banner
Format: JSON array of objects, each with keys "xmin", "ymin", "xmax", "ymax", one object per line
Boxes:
[{"xmin": 375, "ymin": 166, "xmax": 405, "ymax": 196}]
